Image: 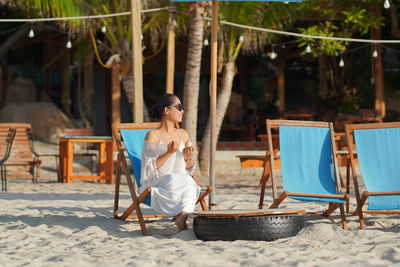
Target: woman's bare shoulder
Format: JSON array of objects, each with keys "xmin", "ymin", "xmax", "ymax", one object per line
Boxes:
[
  {"xmin": 145, "ymin": 130, "xmax": 159, "ymax": 142},
  {"xmin": 178, "ymin": 129, "xmax": 190, "ymax": 142}
]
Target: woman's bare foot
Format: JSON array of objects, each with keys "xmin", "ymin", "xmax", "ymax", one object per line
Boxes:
[{"xmin": 174, "ymin": 212, "xmax": 188, "ymax": 232}]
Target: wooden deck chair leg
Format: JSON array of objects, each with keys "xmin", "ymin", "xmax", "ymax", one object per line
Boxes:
[
  {"xmin": 339, "ymin": 204, "xmax": 348, "ymax": 230},
  {"xmin": 269, "ymin": 191, "xmax": 288, "ymax": 209},
  {"xmin": 1, "ymin": 164, "xmax": 5, "ymax": 192},
  {"xmin": 120, "ymin": 189, "xmax": 151, "ymax": 220},
  {"xmin": 323, "ymin": 203, "xmax": 340, "ymax": 216},
  {"xmin": 353, "ymin": 192, "xmax": 368, "ymax": 215},
  {"xmin": 196, "ymin": 187, "xmax": 212, "ymax": 211},
  {"xmin": 353, "ymin": 192, "xmax": 367, "ymax": 229},
  {"xmin": 258, "ymin": 174, "xmax": 269, "ymax": 209},
  {"xmin": 113, "ymin": 154, "xmax": 122, "ymax": 219},
  {"xmin": 258, "ymin": 158, "xmax": 272, "ymax": 209}
]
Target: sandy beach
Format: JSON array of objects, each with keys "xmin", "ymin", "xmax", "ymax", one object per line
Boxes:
[{"xmin": 1, "ymin": 142, "xmax": 400, "ymax": 266}]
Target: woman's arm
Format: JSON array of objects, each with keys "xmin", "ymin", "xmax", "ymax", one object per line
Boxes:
[
  {"xmin": 180, "ymin": 129, "xmax": 195, "ymax": 169},
  {"xmin": 144, "ymin": 130, "xmax": 179, "ymax": 169}
]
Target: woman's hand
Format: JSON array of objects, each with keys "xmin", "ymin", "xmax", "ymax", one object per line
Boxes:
[
  {"xmin": 167, "ymin": 140, "xmax": 179, "ymax": 155},
  {"xmin": 183, "ymin": 145, "xmax": 195, "ymax": 161}
]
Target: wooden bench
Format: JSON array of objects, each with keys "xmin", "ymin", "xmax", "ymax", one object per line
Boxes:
[{"xmin": 0, "ymin": 123, "xmax": 41, "ymax": 182}]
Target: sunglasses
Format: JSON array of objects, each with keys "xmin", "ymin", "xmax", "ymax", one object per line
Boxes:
[{"xmin": 169, "ymin": 103, "xmax": 184, "ymax": 112}]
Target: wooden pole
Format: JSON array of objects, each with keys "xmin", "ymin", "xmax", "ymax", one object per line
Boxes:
[
  {"xmin": 111, "ymin": 64, "xmax": 121, "ymax": 125},
  {"xmin": 209, "ymin": 0, "xmax": 218, "ymax": 208},
  {"xmin": 318, "ymin": 54, "xmax": 328, "ymax": 100},
  {"xmin": 131, "ymin": 0, "xmax": 143, "ymax": 123},
  {"xmin": 277, "ymin": 61, "xmax": 285, "ymax": 113},
  {"xmin": 372, "ymin": 4, "xmax": 385, "ymax": 118},
  {"xmin": 166, "ymin": 5, "xmax": 176, "ymax": 94}
]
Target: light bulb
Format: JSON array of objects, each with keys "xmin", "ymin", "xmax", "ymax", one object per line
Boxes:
[
  {"xmin": 239, "ymin": 36, "xmax": 244, "ymax": 42},
  {"xmin": 270, "ymin": 51, "xmax": 277, "ymax": 59},
  {"xmin": 372, "ymin": 50, "xmax": 378, "ymax": 58},
  {"xmin": 66, "ymin": 40, "xmax": 72, "ymax": 49},
  {"xmin": 339, "ymin": 58, "xmax": 344, "ymax": 67},
  {"xmin": 28, "ymin": 28, "xmax": 34, "ymax": 38},
  {"xmin": 305, "ymin": 45, "xmax": 312, "ymax": 53},
  {"xmin": 101, "ymin": 26, "xmax": 107, "ymax": 33},
  {"xmin": 384, "ymin": 0, "xmax": 390, "ymax": 9},
  {"xmin": 203, "ymin": 39, "xmax": 209, "ymax": 46}
]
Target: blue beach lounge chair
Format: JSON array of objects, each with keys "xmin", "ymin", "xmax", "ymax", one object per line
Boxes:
[
  {"xmin": 345, "ymin": 122, "xmax": 400, "ymax": 229},
  {"xmin": 267, "ymin": 120, "xmax": 347, "ymax": 229},
  {"xmin": 112, "ymin": 122, "xmax": 212, "ymax": 236}
]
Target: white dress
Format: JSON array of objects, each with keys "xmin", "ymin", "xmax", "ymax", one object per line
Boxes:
[{"xmin": 140, "ymin": 134, "xmax": 200, "ymax": 216}]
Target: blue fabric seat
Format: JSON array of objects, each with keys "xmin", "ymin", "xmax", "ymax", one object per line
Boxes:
[
  {"xmin": 346, "ymin": 122, "xmax": 400, "ymax": 229},
  {"xmin": 279, "ymin": 126, "xmax": 344, "ymax": 204},
  {"xmin": 266, "ymin": 120, "xmax": 347, "ymax": 229},
  {"xmin": 121, "ymin": 129, "xmax": 152, "ymax": 206},
  {"xmin": 354, "ymin": 127, "xmax": 400, "ymax": 210}
]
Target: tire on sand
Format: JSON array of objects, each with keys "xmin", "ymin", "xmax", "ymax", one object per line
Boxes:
[{"xmin": 193, "ymin": 214, "xmax": 304, "ymax": 241}]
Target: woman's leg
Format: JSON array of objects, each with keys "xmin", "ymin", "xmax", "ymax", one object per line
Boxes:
[{"xmin": 174, "ymin": 211, "xmax": 188, "ymax": 231}]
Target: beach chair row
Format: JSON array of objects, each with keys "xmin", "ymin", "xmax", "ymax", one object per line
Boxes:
[{"xmin": 258, "ymin": 119, "xmax": 400, "ymax": 230}]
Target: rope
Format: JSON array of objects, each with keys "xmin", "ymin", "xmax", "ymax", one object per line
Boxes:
[
  {"xmin": 0, "ymin": 7, "xmax": 170, "ymax": 22},
  {"xmin": 89, "ymin": 29, "xmax": 110, "ymax": 68},
  {"xmin": 211, "ymin": 18, "xmax": 400, "ymax": 44}
]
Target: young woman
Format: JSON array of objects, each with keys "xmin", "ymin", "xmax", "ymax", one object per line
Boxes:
[{"xmin": 140, "ymin": 94, "xmax": 200, "ymax": 231}]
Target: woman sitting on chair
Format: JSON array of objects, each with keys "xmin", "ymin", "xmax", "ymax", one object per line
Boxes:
[{"xmin": 141, "ymin": 93, "xmax": 200, "ymax": 232}]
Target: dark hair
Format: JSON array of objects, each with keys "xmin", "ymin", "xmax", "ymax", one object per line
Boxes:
[{"xmin": 149, "ymin": 93, "xmax": 179, "ymax": 120}]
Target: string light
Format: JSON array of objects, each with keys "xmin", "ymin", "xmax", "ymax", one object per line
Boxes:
[
  {"xmin": 305, "ymin": 44, "xmax": 312, "ymax": 53},
  {"xmin": 66, "ymin": 33, "xmax": 72, "ymax": 48},
  {"xmin": 384, "ymin": 0, "xmax": 390, "ymax": 9},
  {"xmin": 239, "ymin": 35, "xmax": 244, "ymax": 42},
  {"xmin": 204, "ymin": 38, "xmax": 209, "ymax": 46},
  {"xmin": 269, "ymin": 46, "xmax": 277, "ymax": 59},
  {"xmin": 28, "ymin": 27, "xmax": 34, "ymax": 38},
  {"xmin": 339, "ymin": 55, "xmax": 344, "ymax": 67},
  {"xmin": 66, "ymin": 40, "xmax": 72, "ymax": 49},
  {"xmin": 101, "ymin": 25, "xmax": 107, "ymax": 33},
  {"xmin": 372, "ymin": 49, "xmax": 378, "ymax": 58}
]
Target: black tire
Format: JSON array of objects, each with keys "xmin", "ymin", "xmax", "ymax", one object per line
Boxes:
[{"xmin": 193, "ymin": 214, "xmax": 304, "ymax": 241}]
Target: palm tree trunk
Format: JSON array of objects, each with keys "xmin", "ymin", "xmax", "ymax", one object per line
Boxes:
[
  {"xmin": 182, "ymin": 5, "xmax": 206, "ymax": 150},
  {"xmin": 199, "ymin": 60, "xmax": 236, "ymax": 176}
]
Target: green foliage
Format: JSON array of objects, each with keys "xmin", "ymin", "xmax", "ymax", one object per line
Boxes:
[
  {"xmin": 297, "ymin": 0, "xmax": 383, "ymax": 57},
  {"xmin": 321, "ymin": 87, "xmax": 361, "ymax": 115},
  {"xmin": 219, "ymin": 2, "xmax": 298, "ymax": 62},
  {"xmin": 298, "ymin": 22, "xmax": 349, "ymax": 56}
]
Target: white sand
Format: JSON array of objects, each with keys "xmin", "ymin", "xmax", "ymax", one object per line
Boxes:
[{"xmin": 1, "ymin": 143, "xmax": 400, "ymax": 266}]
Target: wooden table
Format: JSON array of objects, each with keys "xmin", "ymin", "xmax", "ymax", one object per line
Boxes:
[{"xmin": 59, "ymin": 136, "xmax": 114, "ymax": 184}]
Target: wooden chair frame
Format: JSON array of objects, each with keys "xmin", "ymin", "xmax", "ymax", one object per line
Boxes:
[
  {"xmin": 267, "ymin": 119, "xmax": 347, "ymax": 230},
  {"xmin": 345, "ymin": 121, "xmax": 400, "ymax": 229},
  {"xmin": 0, "ymin": 123, "xmax": 42, "ymax": 182},
  {"xmin": 112, "ymin": 122, "xmax": 212, "ymax": 236},
  {"xmin": 0, "ymin": 128, "xmax": 16, "ymax": 191}
]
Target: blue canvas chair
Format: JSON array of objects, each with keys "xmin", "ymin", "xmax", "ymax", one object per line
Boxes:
[
  {"xmin": 112, "ymin": 122, "xmax": 212, "ymax": 236},
  {"xmin": 266, "ymin": 120, "xmax": 347, "ymax": 229},
  {"xmin": 345, "ymin": 122, "xmax": 400, "ymax": 229}
]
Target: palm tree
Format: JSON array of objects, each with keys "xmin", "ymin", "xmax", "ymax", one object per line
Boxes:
[
  {"xmin": 198, "ymin": 2, "xmax": 299, "ymax": 175},
  {"xmin": 181, "ymin": 2, "xmax": 208, "ymax": 151},
  {"xmin": 7, "ymin": 0, "xmax": 169, "ymax": 121}
]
